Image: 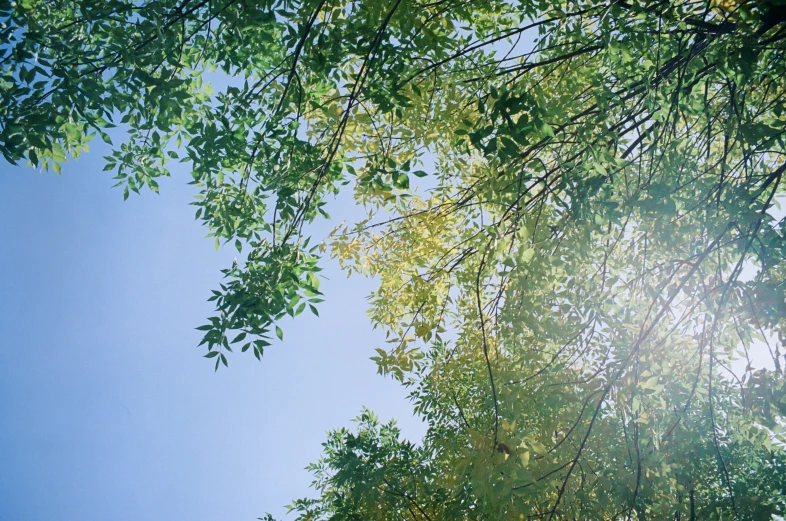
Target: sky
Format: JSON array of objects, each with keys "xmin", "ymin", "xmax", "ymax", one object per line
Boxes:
[{"xmin": 0, "ymin": 137, "xmax": 426, "ymax": 521}]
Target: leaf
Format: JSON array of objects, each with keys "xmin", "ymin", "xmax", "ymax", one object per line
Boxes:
[
  {"xmin": 530, "ymin": 440, "xmax": 547, "ymax": 455},
  {"xmin": 393, "ymin": 172, "xmax": 409, "ymax": 190},
  {"xmin": 519, "ymin": 450, "xmax": 530, "ymax": 468},
  {"xmin": 642, "ymin": 376, "xmax": 660, "ymax": 390},
  {"xmin": 275, "ymin": 325, "xmax": 283, "ymax": 341}
]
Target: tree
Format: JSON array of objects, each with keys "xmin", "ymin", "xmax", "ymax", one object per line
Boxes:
[{"xmin": 3, "ymin": 0, "xmax": 786, "ymax": 518}]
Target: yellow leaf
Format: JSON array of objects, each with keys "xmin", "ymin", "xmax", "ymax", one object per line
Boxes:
[{"xmin": 519, "ymin": 450, "xmax": 530, "ymax": 468}]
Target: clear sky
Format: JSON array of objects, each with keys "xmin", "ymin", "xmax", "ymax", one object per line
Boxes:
[{"xmin": 0, "ymin": 137, "xmax": 425, "ymax": 520}]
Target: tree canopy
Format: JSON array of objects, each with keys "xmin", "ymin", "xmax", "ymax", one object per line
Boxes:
[{"xmin": 3, "ymin": 0, "xmax": 786, "ymax": 518}]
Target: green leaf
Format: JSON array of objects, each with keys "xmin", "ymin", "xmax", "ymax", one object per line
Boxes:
[{"xmin": 393, "ymin": 172, "xmax": 409, "ymax": 190}]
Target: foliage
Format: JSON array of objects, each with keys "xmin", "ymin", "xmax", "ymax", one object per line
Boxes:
[{"xmin": 3, "ymin": 0, "xmax": 786, "ymax": 518}]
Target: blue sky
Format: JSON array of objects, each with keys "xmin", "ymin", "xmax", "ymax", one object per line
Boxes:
[{"xmin": 0, "ymin": 139, "xmax": 425, "ymax": 520}]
